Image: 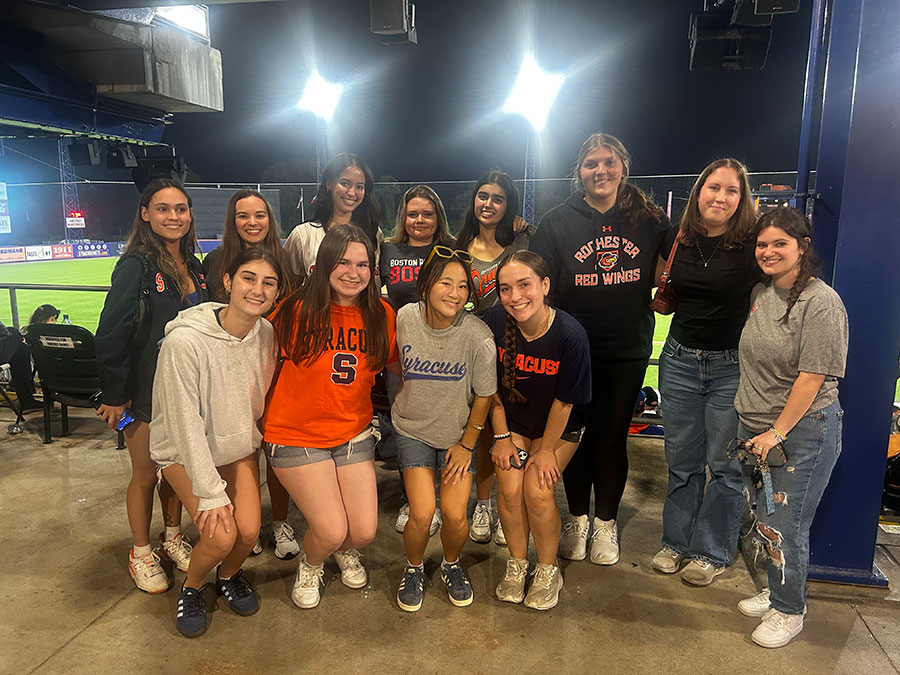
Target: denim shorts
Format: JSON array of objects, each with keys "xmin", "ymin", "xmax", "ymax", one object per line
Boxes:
[
  {"xmin": 266, "ymin": 426, "xmax": 378, "ymax": 469},
  {"xmin": 396, "ymin": 434, "xmax": 477, "ymax": 474}
]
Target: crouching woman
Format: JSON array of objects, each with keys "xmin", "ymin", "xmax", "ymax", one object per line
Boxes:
[{"xmin": 151, "ymin": 248, "xmax": 283, "ymax": 637}]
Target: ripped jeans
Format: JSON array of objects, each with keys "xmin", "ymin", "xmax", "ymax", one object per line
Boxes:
[{"xmin": 739, "ymin": 399, "xmax": 843, "ymax": 615}]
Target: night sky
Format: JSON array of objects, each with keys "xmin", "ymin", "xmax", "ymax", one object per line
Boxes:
[{"xmin": 164, "ymin": 0, "xmax": 814, "ymax": 184}]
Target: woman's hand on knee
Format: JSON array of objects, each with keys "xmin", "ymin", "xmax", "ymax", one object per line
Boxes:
[
  {"xmin": 195, "ymin": 504, "xmax": 235, "ymax": 539},
  {"xmin": 442, "ymin": 445, "xmax": 471, "ymax": 485},
  {"xmin": 525, "ymin": 449, "xmax": 560, "ymax": 492}
]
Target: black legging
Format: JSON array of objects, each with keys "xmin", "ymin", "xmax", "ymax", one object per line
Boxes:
[{"xmin": 562, "ymin": 358, "xmax": 648, "ymax": 521}]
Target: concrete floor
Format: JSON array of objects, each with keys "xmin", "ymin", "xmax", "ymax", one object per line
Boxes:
[{"xmin": 1, "ymin": 405, "xmax": 898, "ymax": 675}]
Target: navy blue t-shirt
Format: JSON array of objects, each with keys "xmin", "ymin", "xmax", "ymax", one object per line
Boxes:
[{"xmin": 484, "ymin": 305, "xmax": 592, "ymax": 439}]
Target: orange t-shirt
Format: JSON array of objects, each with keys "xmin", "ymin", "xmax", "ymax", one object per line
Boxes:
[{"xmin": 263, "ymin": 299, "xmax": 398, "ymax": 448}]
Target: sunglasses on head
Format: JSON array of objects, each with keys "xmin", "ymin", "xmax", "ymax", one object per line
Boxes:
[{"xmin": 424, "ymin": 245, "xmax": 474, "ymax": 267}]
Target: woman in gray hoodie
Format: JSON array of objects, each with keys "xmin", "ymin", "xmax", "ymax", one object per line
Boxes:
[{"xmin": 150, "ymin": 248, "xmax": 283, "ymax": 638}]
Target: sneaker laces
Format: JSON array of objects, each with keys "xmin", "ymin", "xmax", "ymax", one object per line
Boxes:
[
  {"xmin": 473, "ymin": 504, "xmax": 490, "ymax": 527},
  {"xmin": 177, "ymin": 585, "xmax": 206, "ymax": 618},
  {"xmin": 531, "ymin": 564, "xmax": 557, "ymax": 590},
  {"xmin": 762, "ymin": 608, "xmax": 789, "ymax": 630},
  {"xmin": 218, "ymin": 569, "xmax": 253, "ymax": 601},
  {"xmin": 335, "ymin": 548, "xmax": 363, "ymax": 572},
  {"xmin": 132, "ymin": 550, "xmax": 165, "ymax": 575},
  {"xmin": 504, "ymin": 558, "xmax": 528, "ymax": 583},
  {"xmin": 563, "ymin": 517, "xmax": 588, "ymax": 539},
  {"xmin": 274, "ymin": 522, "xmax": 296, "ymax": 544},
  {"xmin": 297, "ymin": 561, "xmax": 324, "ymax": 588},
  {"xmin": 442, "ymin": 562, "xmax": 471, "ymax": 592},
  {"xmin": 591, "ymin": 520, "xmax": 617, "ymax": 545},
  {"xmin": 399, "ymin": 566, "xmax": 424, "ymax": 593}
]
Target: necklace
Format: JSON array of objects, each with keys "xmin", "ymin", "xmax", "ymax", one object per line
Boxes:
[
  {"xmin": 696, "ymin": 238, "xmax": 722, "ymax": 268},
  {"xmin": 521, "ymin": 307, "xmax": 555, "ymax": 342}
]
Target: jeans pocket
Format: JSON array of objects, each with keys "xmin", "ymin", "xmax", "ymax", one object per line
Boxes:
[{"xmin": 661, "ymin": 336, "xmax": 679, "ymax": 359}]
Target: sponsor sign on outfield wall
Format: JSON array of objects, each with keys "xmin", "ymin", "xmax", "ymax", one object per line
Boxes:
[
  {"xmin": 73, "ymin": 242, "xmax": 112, "ymax": 258},
  {"xmin": 0, "ymin": 183, "xmax": 10, "ymax": 234},
  {"xmin": 52, "ymin": 244, "xmax": 73, "ymax": 259},
  {"xmin": 0, "ymin": 246, "xmax": 26, "ymax": 263},
  {"xmin": 25, "ymin": 246, "xmax": 54, "ymax": 261}
]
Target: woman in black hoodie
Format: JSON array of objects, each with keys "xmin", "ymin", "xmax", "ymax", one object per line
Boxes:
[{"xmin": 530, "ymin": 133, "xmax": 670, "ymax": 566}]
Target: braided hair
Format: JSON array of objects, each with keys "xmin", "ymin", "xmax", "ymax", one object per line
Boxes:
[
  {"xmin": 755, "ymin": 207, "xmax": 821, "ymax": 323},
  {"xmin": 496, "ymin": 250, "xmax": 552, "ymax": 404}
]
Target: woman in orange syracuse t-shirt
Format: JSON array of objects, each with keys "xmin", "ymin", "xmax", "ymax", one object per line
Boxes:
[{"xmin": 262, "ymin": 224, "xmax": 399, "ymax": 610}]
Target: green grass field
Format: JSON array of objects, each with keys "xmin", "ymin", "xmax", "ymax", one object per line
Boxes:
[{"xmin": 6, "ymin": 257, "xmax": 893, "ymax": 398}]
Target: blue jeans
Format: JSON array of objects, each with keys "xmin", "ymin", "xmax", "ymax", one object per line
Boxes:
[
  {"xmin": 659, "ymin": 335, "xmax": 743, "ymax": 565},
  {"xmin": 739, "ymin": 400, "xmax": 843, "ymax": 615}
]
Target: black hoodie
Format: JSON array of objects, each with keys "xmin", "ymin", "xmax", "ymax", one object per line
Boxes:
[{"xmin": 531, "ymin": 192, "xmax": 670, "ymax": 363}]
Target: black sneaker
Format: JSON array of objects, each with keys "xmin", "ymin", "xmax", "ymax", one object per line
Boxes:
[
  {"xmin": 176, "ymin": 584, "xmax": 209, "ymax": 638},
  {"xmin": 440, "ymin": 560, "xmax": 473, "ymax": 607},
  {"xmin": 215, "ymin": 568, "xmax": 259, "ymax": 616},
  {"xmin": 397, "ymin": 565, "xmax": 426, "ymax": 612}
]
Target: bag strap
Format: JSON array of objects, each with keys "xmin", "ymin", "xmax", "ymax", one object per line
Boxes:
[{"xmin": 656, "ymin": 234, "xmax": 680, "ymax": 291}]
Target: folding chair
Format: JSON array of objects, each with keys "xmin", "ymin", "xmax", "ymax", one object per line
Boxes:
[{"xmin": 25, "ymin": 323, "xmax": 125, "ymax": 448}]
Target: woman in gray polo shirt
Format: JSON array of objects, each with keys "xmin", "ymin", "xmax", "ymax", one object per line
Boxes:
[{"xmin": 734, "ymin": 207, "xmax": 848, "ymax": 649}]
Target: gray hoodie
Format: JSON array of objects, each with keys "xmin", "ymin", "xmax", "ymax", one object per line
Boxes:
[{"xmin": 150, "ymin": 302, "xmax": 278, "ymax": 510}]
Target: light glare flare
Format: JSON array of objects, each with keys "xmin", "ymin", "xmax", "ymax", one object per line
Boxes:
[
  {"xmin": 503, "ymin": 54, "xmax": 564, "ymax": 131},
  {"xmin": 297, "ymin": 71, "xmax": 343, "ymax": 122}
]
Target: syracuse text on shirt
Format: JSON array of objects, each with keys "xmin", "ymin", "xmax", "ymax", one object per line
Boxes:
[
  {"xmin": 497, "ymin": 347, "xmax": 560, "ymax": 375},
  {"xmin": 401, "ymin": 344, "xmax": 467, "ymax": 381},
  {"xmin": 572, "ymin": 235, "xmax": 642, "ymax": 287},
  {"xmin": 325, "ymin": 326, "xmax": 367, "ymax": 352}
]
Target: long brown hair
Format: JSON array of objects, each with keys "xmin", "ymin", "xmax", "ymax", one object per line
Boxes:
[
  {"xmin": 276, "ymin": 224, "xmax": 389, "ymax": 371},
  {"xmin": 415, "ymin": 252, "xmax": 479, "ymax": 325},
  {"xmin": 679, "ymin": 158, "xmax": 757, "ymax": 248},
  {"xmin": 496, "ymin": 251, "xmax": 551, "ymax": 404},
  {"xmin": 214, "ymin": 189, "xmax": 292, "ymax": 301},
  {"xmin": 388, "ymin": 184, "xmax": 455, "ymax": 247},
  {"xmin": 755, "ymin": 207, "xmax": 820, "ymax": 323},
  {"xmin": 124, "ymin": 178, "xmax": 199, "ymax": 301},
  {"xmin": 456, "ymin": 170, "xmax": 521, "ymax": 252},
  {"xmin": 572, "ymin": 133, "xmax": 664, "ymax": 229}
]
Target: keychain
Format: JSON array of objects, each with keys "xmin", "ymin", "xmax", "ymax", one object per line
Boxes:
[{"xmin": 758, "ymin": 457, "xmax": 776, "ymax": 516}]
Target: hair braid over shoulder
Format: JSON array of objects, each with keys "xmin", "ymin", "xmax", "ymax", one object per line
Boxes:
[{"xmin": 502, "ymin": 312, "xmax": 527, "ymax": 404}]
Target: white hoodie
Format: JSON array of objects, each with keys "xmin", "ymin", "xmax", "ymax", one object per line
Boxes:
[{"xmin": 150, "ymin": 302, "xmax": 278, "ymax": 510}]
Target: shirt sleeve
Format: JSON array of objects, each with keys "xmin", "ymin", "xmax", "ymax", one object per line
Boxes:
[
  {"xmin": 472, "ymin": 335, "xmax": 499, "ymax": 398},
  {"xmin": 95, "ymin": 256, "xmax": 143, "ymax": 406},
  {"xmin": 154, "ymin": 333, "xmax": 230, "ymax": 510},
  {"xmin": 530, "ymin": 216, "xmax": 562, "ymax": 286},
  {"xmin": 797, "ymin": 290, "xmax": 849, "ymax": 378},
  {"xmin": 283, "ymin": 225, "xmax": 306, "ymax": 278},
  {"xmin": 385, "ymin": 301, "xmax": 400, "ymax": 365}
]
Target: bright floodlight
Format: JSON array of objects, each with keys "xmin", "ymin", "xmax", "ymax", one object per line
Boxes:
[
  {"xmin": 503, "ymin": 55, "xmax": 564, "ymax": 131},
  {"xmin": 297, "ymin": 71, "xmax": 343, "ymax": 122}
]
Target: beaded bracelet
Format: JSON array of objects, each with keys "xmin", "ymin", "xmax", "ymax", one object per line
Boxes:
[
  {"xmin": 493, "ymin": 432, "xmax": 512, "ymax": 440},
  {"xmin": 770, "ymin": 427, "xmax": 787, "ymax": 443}
]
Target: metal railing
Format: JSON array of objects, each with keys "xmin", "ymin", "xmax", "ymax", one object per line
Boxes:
[{"xmin": 1, "ymin": 283, "xmax": 110, "ymax": 330}]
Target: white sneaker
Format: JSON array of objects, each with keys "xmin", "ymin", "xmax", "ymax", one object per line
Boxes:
[
  {"xmin": 158, "ymin": 532, "xmax": 192, "ymax": 573},
  {"xmin": 273, "ymin": 522, "xmax": 300, "ymax": 560},
  {"xmin": 589, "ymin": 518, "xmax": 619, "ymax": 565},
  {"xmin": 559, "ymin": 514, "xmax": 590, "ymax": 561},
  {"xmin": 129, "ymin": 549, "xmax": 172, "ymax": 594},
  {"xmin": 752, "ymin": 608, "xmax": 804, "ymax": 648},
  {"xmin": 495, "ymin": 557, "xmax": 529, "ymax": 603},
  {"xmin": 651, "ymin": 547, "xmax": 685, "ymax": 574},
  {"xmin": 469, "ymin": 503, "xmax": 492, "ymax": 543},
  {"xmin": 738, "ymin": 588, "xmax": 771, "ymax": 617},
  {"xmin": 291, "ymin": 556, "xmax": 325, "ymax": 609},
  {"xmin": 250, "ymin": 532, "xmax": 263, "ymax": 556},
  {"xmin": 494, "ymin": 520, "xmax": 507, "ymax": 546},
  {"xmin": 395, "ymin": 503, "xmax": 410, "ymax": 533},
  {"xmin": 430, "ymin": 509, "xmax": 442, "ymax": 537},
  {"xmin": 332, "ymin": 548, "xmax": 367, "ymax": 589},
  {"xmin": 524, "ymin": 563, "xmax": 564, "ymax": 611}
]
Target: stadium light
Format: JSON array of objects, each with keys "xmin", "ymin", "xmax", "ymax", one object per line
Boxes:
[
  {"xmin": 502, "ymin": 54, "xmax": 564, "ymax": 131},
  {"xmin": 297, "ymin": 71, "xmax": 343, "ymax": 122}
]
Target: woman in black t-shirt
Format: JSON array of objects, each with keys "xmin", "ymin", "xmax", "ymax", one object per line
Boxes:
[
  {"xmin": 651, "ymin": 158, "xmax": 759, "ymax": 586},
  {"xmin": 530, "ymin": 133, "xmax": 670, "ymax": 566},
  {"xmin": 486, "ymin": 251, "xmax": 591, "ymax": 610}
]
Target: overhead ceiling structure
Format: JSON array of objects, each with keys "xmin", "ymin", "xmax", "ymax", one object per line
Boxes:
[{"xmin": 0, "ymin": 1, "xmax": 278, "ymax": 145}]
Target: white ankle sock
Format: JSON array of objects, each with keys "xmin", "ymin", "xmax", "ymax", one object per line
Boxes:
[
  {"xmin": 442, "ymin": 557, "xmax": 458, "ymax": 567},
  {"xmin": 133, "ymin": 543, "xmax": 152, "ymax": 557},
  {"xmin": 477, "ymin": 499, "xmax": 491, "ymax": 509},
  {"xmin": 407, "ymin": 560, "xmax": 424, "ymax": 570},
  {"xmin": 165, "ymin": 526, "xmax": 181, "ymax": 541},
  {"xmin": 273, "ymin": 520, "xmax": 287, "ymax": 532}
]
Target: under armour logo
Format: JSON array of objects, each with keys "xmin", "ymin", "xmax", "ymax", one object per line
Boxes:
[{"xmin": 601, "ymin": 226, "xmax": 612, "ymax": 232}]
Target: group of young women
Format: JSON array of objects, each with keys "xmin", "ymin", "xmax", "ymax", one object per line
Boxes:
[{"xmin": 93, "ymin": 135, "xmax": 848, "ymax": 649}]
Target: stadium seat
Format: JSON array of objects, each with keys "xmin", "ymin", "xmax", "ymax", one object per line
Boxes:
[
  {"xmin": 0, "ymin": 363, "xmax": 26, "ymax": 435},
  {"xmin": 25, "ymin": 324, "xmax": 124, "ymax": 448}
]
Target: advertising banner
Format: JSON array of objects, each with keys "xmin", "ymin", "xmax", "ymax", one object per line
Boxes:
[
  {"xmin": 51, "ymin": 244, "xmax": 73, "ymax": 259},
  {"xmin": 0, "ymin": 182, "xmax": 9, "ymax": 234},
  {"xmin": 0, "ymin": 246, "xmax": 26, "ymax": 263},
  {"xmin": 25, "ymin": 246, "xmax": 53, "ymax": 261},
  {"xmin": 73, "ymin": 242, "xmax": 112, "ymax": 258}
]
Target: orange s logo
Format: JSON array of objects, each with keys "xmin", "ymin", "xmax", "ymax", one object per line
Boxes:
[{"xmin": 155, "ymin": 273, "xmax": 165, "ymax": 292}]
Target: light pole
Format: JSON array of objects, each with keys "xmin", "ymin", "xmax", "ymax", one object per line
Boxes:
[
  {"xmin": 297, "ymin": 70, "xmax": 343, "ymax": 183},
  {"xmin": 503, "ymin": 55, "xmax": 563, "ymax": 224}
]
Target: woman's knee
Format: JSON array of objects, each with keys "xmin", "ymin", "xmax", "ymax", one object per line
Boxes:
[
  {"xmin": 310, "ymin": 519, "xmax": 348, "ymax": 552},
  {"xmin": 524, "ymin": 480, "xmax": 557, "ymax": 515},
  {"xmin": 407, "ymin": 505, "xmax": 436, "ymax": 532},
  {"xmin": 203, "ymin": 528, "xmax": 238, "ymax": 560}
]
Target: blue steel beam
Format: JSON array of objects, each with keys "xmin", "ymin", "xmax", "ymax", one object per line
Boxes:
[{"xmin": 806, "ymin": 0, "xmax": 900, "ymax": 586}]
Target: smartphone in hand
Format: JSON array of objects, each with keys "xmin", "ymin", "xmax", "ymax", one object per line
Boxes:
[
  {"xmin": 90, "ymin": 391, "xmax": 137, "ymax": 431},
  {"xmin": 510, "ymin": 447, "xmax": 530, "ymax": 470}
]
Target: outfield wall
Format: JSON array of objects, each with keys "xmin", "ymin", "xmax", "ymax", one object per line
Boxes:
[{"xmin": 0, "ymin": 240, "xmax": 222, "ymax": 265}]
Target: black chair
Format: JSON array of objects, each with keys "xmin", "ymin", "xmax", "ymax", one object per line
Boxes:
[
  {"xmin": 25, "ymin": 323, "xmax": 124, "ymax": 448},
  {"xmin": 0, "ymin": 364, "xmax": 26, "ymax": 435}
]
